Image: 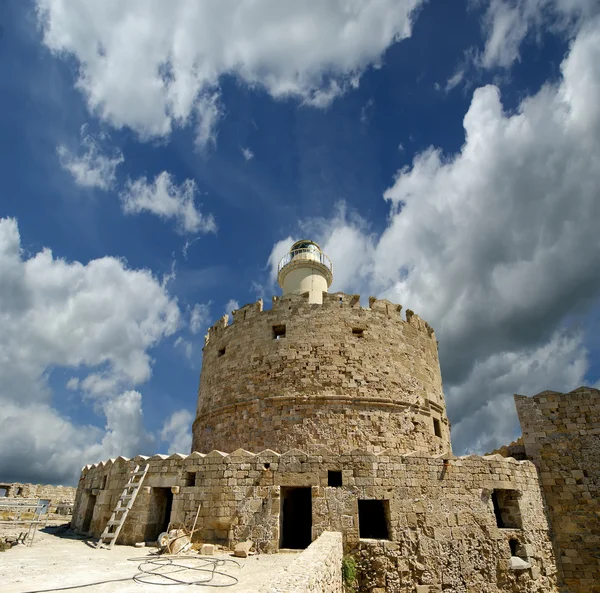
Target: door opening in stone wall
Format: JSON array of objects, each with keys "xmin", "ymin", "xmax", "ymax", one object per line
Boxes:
[
  {"xmin": 82, "ymin": 492, "xmax": 97, "ymax": 533},
  {"xmin": 280, "ymin": 487, "xmax": 312, "ymax": 549},
  {"xmin": 147, "ymin": 487, "xmax": 174, "ymax": 542}
]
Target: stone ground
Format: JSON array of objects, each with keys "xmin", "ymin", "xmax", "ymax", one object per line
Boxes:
[{"xmin": 1, "ymin": 523, "xmax": 300, "ymax": 593}]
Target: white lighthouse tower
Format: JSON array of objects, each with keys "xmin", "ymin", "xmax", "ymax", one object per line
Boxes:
[{"xmin": 277, "ymin": 240, "xmax": 333, "ymax": 304}]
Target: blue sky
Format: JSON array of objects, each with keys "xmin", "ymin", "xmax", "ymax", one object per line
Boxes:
[{"xmin": 1, "ymin": 0, "xmax": 599, "ymax": 485}]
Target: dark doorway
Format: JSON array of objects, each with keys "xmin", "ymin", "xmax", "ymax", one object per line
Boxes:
[
  {"xmin": 145, "ymin": 488, "xmax": 174, "ymax": 541},
  {"xmin": 358, "ymin": 499, "xmax": 390, "ymax": 539},
  {"xmin": 280, "ymin": 487, "xmax": 312, "ymax": 549},
  {"xmin": 82, "ymin": 493, "xmax": 97, "ymax": 533}
]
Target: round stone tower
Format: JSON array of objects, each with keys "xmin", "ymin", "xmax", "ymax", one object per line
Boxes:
[{"xmin": 191, "ymin": 242, "xmax": 452, "ymax": 456}]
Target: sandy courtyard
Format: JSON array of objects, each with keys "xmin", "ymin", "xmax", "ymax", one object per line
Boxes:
[{"xmin": 0, "ymin": 525, "xmax": 300, "ymax": 593}]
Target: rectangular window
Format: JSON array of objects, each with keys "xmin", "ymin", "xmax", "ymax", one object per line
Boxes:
[
  {"xmin": 358, "ymin": 500, "xmax": 390, "ymax": 540},
  {"xmin": 101, "ymin": 476, "xmax": 107, "ymax": 490},
  {"xmin": 218, "ymin": 347, "xmax": 226, "ymax": 357},
  {"xmin": 352, "ymin": 328, "xmax": 364, "ymax": 337},
  {"xmin": 273, "ymin": 324, "xmax": 286, "ymax": 340},
  {"xmin": 433, "ymin": 418, "xmax": 442, "ymax": 438},
  {"xmin": 185, "ymin": 472, "xmax": 196, "ymax": 487},
  {"xmin": 328, "ymin": 470, "xmax": 343, "ymax": 487},
  {"xmin": 491, "ymin": 489, "xmax": 522, "ymax": 529}
]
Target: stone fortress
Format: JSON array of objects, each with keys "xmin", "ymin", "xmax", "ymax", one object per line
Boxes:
[{"xmin": 72, "ymin": 241, "xmax": 599, "ymax": 593}]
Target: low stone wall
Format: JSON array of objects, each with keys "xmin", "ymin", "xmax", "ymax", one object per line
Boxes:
[
  {"xmin": 259, "ymin": 531, "xmax": 343, "ymax": 593},
  {"xmin": 0, "ymin": 482, "xmax": 75, "ymax": 514},
  {"xmin": 73, "ymin": 449, "xmax": 559, "ymax": 592}
]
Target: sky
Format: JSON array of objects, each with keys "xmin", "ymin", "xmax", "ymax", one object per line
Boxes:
[{"xmin": 1, "ymin": 0, "xmax": 599, "ymax": 486}]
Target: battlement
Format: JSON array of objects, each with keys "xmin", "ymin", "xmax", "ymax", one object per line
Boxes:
[
  {"xmin": 195, "ymin": 291, "xmax": 448, "ymax": 456},
  {"xmin": 204, "ymin": 292, "xmax": 436, "ymax": 347}
]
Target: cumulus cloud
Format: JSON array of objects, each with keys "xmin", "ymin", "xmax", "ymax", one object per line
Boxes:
[
  {"xmin": 0, "ymin": 217, "xmax": 180, "ymax": 483},
  {"xmin": 478, "ymin": 0, "xmax": 598, "ymax": 69},
  {"xmin": 57, "ymin": 126, "xmax": 123, "ymax": 190},
  {"xmin": 160, "ymin": 409, "xmax": 193, "ymax": 454},
  {"xmin": 120, "ymin": 172, "xmax": 216, "ymax": 235},
  {"xmin": 36, "ymin": 0, "xmax": 423, "ymax": 144},
  {"xmin": 267, "ymin": 18, "xmax": 600, "ymax": 453}
]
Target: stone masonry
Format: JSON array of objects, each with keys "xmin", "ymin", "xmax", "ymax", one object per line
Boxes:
[
  {"xmin": 193, "ymin": 292, "xmax": 450, "ymax": 456},
  {"xmin": 0, "ymin": 482, "xmax": 75, "ymax": 513},
  {"xmin": 514, "ymin": 387, "xmax": 600, "ymax": 593},
  {"xmin": 74, "ymin": 447, "xmax": 559, "ymax": 592},
  {"xmin": 69, "ymin": 264, "xmax": 597, "ymax": 592}
]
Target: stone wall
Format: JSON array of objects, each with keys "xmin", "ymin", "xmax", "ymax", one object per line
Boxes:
[
  {"xmin": 73, "ymin": 449, "xmax": 558, "ymax": 592},
  {"xmin": 0, "ymin": 482, "xmax": 75, "ymax": 513},
  {"xmin": 259, "ymin": 531, "xmax": 343, "ymax": 593},
  {"xmin": 515, "ymin": 387, "xmax": 600, "ymax": 593},
  {"xmin": 192, "ymin": 292, "xmax": 450, "ymax": 456}
]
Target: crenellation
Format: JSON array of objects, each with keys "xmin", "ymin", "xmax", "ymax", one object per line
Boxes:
[{"xmin": 65, "ymin": 241, "xmax": 593, "ymax": 592}]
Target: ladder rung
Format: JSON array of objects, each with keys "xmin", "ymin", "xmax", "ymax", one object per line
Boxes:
[
  {"xmin": 102, "ymin": 533, "xmax": 116, "ymax": 540},
  {"xmin": 107, "ymin": 520, "xmax": 122, "ymax": 526}
]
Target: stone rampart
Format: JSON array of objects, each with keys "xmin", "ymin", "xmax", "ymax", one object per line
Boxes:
[
  {"xmin": 0, "ymin": 482, "xmax": 75, "ymax": 513},
  {"xmin": 259, "ymin": 531, "xmax": 343, "ymax": 593},
  {"xmin": 73, "ymin": 449, "xmax": 558, "ymax": 592},
  {"xmin": 515, "ymin": 387, "xmax": 600, "ymax": 593},
  {"xmin": 192, "ymin": 292, "xmax": 450, "ymax": 456}
]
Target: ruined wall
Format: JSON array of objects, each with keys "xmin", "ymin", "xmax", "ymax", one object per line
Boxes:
[
  {"xmin": 74, "ymin": 449, "xmax": 558, "ymax": 593},
  {"xmin": 515, "ymin": 387, "xmax": 600, "ymax": 593},
  {"xmin": 192, "ymin": 292, "xmax": 450, "ymax": 456},
  {"xmin": 0, "ymin": 482, "xmax": 75, "ymax": 512},
  {"xmin": 259, "ymin": 531, "xmax": 343, "ymax": 593}
]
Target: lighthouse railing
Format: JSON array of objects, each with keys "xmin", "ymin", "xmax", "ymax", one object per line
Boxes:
[{"xmin": 277, "ymin": 248, "xmax": 333, "ymax": 275}]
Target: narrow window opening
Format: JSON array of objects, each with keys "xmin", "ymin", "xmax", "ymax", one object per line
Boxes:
[
  {"xmin": 352, "ymin": 328, "xmax": 364, "ymax": 338},
  {"xmin": 328, "ymin": 471, "xmax": 343, "ymax": 487},
  {"xmin": 218, "ymin": 347, "xmax": 226, "ymax": 357},
  {"xmin": 186, "ymin": 472, "xmax": 196, "ymax": 487},
  {"xmin": 0, "ymin": 488, "xmax": 7, "ymax": 497},
  {"xmin": 491, "ymin": 489, "xmax": 522, "ymax": 529},
  {"xmin": 263, "ymin": 463, "xmax": 271, "ymax": 470},
  {"xmin": 433, "ymin": 418, "xmax": 442, "ymax": 438},
  {"xmin": 15, "ymin": 487, "xmax": 22, "ymax": 496},
  {"xmin": 509, "ymin": 538, "xmax": 528, "ymax": 559},
  {"xmin": 101, "ymin": 476, "xmax": 107, "ymax": 489},
  {"xmin": 358, "ymin": 500, "xmax": 390, "ymax": 540},
  {"xmin": 273, "ymin": 324, "xmax": 286, "ymax": 340}
]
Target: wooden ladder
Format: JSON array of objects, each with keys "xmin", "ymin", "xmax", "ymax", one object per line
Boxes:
[{"xmin": 96, "ymin": 463, "xmax": 148, "ymax": 549}]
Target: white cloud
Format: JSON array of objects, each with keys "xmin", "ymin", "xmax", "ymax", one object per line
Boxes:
[
  {"xmin": 478, "ymin": 0, "xmax": 598, "ymax": 69},
  {"xmin": 174, "ymin": 336, "xmax": 193, "ymax": 360},
  {"xmin": 0, "ymin": 392, "xmax": 154, "ymax": 485},
  {"xmin": 36, "ymin": 0, "xmax": 423, "ymax": 144},
  {"xmin": 266, "ymin": 18, "xmax": 600, "ymax": 452},
  {"xmin": 189, "ymin": 302, "xmax": 211, "ymax": 335},
  {"xmin": 224, "ymin": 299, "xmax": 239, "ymax": 318},
  {"xmin": 160, "ymin": 409, "xmax": 193, "ymax": 454},
  {"xmin": 0, "ymin": 217, "xmax": 180, "ymax": 483},
  {"xmin": 449, "ymin": 331, "xmax": 588, "ymax": 453},
  {"xmin": 241, "ymin": 147, "xmax": 254, "ymax": 161},
  {"xmin": 57, "ymin": 126, "xmax": 123, "ymax": 190},
  {"xmin": 120, "ymin": 172, "xmax": 216, "ymax": 235}
]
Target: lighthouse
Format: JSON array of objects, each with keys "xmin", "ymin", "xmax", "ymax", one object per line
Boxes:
[{"xmin": 276, "ymin": 240, "xmax": 333, "ymax": 304}]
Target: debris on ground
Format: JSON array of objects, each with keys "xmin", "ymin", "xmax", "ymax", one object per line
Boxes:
[
  {"xmin": 233, "ymin": 540, "xmax": 253, "ymax": 558},
  {"xmin": 157, "ymin": 529, "xmax": 192, "ymax": 554}
]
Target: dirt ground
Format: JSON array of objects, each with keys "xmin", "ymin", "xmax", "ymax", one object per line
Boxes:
[{"xmin": 0, "ymin": 524, "xmax": 300, "ymax": 593}]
